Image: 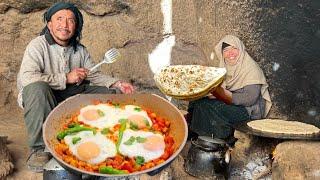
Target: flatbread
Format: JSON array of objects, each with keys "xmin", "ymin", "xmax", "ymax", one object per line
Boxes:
[
  {"xmin": 247, "ymin": 119, "xmax": 320, "ymax": 135},
  {"xmin": 154, "ymin": 65, "xmax": 226, "ymax": 99}
]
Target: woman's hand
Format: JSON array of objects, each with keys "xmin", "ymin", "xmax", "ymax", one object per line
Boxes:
[
  {"xmin": 111, "ymin": 81, "xmax": 135, "ymax": 94},
  {"xmin": 210, "ymin": 86, "xmax": 232, "ymax": 104},
  {"xmin": 207, "ymin": 94, "xmax": 216, "ymax": 99}
]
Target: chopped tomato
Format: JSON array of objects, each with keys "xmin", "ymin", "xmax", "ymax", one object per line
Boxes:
[{"xmin": 121, "ymin": 161, "xmax": 134, "ymax": 172}]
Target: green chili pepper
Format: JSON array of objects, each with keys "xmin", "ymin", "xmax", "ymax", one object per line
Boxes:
[
  {"xmin": 124, "ymin": 136, "xmax": 136, "ymax": 145},
  {"xmin": 72, "ymin": 137, "xmax": 81, "ymax": 144},
  {"xmin": 67, "ymin": 123, "xmax": 79, "ymax": 128},
  {"xmin": 129, "ymin": 122, "xmax": 139, "ymax": 130},
  {"xmin": 97, "ymin": 109, "xmax": 105, "ymax": 117},
  {"xmin": 144, "ymin": 119, "xmax": 150, "ymax": 127},
  {"xmin": 101, "ymin": 128, "xmax": 109, "ymax": 135},
  {"xmin": 134, "ymin": 107, "xmax": 141, "ymax": 112},
  {"xmin": 57, "ymin": 125, "xmax": 96, "ymax": 140},
  {"xmin": 116, "ymin": 120, "xmax": 127, "ymax": 152},
  {"xmin": 136, "ymin": 136, "xmax": 146, "ymax": 143},
  {"xmin": 99, "ymin": 166, "xmax": 128, "ymax": 174},
  {"xmin": 118, "ymin": 118, "xmax": 127, "ymax": 124}
]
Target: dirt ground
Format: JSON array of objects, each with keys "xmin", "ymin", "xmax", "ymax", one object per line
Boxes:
[{"xmin": 0, "ymin": 103, "xmax": 42, "ymax": 180}]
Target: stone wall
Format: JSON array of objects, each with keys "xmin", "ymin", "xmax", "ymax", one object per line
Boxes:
[{"xmin": 0, "ymin": 0, "xmax": 319, "ymax": 125}]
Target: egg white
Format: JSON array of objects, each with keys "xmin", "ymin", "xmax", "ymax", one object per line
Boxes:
[
  {"xmin": 78, "ymin": 104, "xmax": 153, "ymax": 130},
  {"xmin": 124, "ymin": 105, "xmax": 153, "ymax": 127},
  {"xmin": 78, "ymin": 104, "xmax": 123, "ymax": 129},
  {"xmin": 118, "ymin": 129, "xmax": 165, "ymax": 162},
  {"xmin": 64, "ymin": 131, "xmax": 116, "ymax": 164}
]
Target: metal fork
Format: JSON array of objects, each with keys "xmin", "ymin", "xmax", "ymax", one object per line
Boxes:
[
  {"xmin": 76, "ymin": 48, "xmax": 121, "ymax": 85},
  {"xmin": 89, "ymin": 48, "xmax": 121, "ymax": 72}
]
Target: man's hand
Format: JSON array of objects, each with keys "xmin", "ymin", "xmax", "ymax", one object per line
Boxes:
[
  {"xmin": 111, "ymin": 81, "xmax": 135, "ymax": 94},
  {"xmin": 66, "ymin": 68, "xmax": 89, "ymax": 84}
]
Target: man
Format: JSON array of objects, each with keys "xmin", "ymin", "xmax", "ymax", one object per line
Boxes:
[{"xmin": 17, "ymin": 2, "xmax": 134, "ymax": 172}]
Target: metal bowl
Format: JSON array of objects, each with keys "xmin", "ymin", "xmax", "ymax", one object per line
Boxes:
[{"xmin": 43, "ymin": 93, "xmax": 188, "ymax": 177}]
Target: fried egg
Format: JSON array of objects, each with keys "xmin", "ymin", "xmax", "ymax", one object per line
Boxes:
[
  {"xmin": 64, "ymin": 131, "xmax": 116, "ymax": 164},
  {"xmin": 78, "ymin": 104, "xmax": 122, "ymax": 129},
  {"xmin": 78, "ymin": 104, "xmax": 153, "ymax": 130},
  {"xmin": 119, "ymin": 129, "xmax": 166, "ymax": 162},
  {"xmin": 124, "ymin": 105, "xmax": 153, "ymax": 129}
]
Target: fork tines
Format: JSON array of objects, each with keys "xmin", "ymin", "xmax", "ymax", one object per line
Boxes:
[{"xmin": 106, "ymin": 48, "xmax": 120, "ymax": 61}]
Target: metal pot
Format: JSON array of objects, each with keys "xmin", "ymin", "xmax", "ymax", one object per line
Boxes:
[
  {"xmin": 184, "ymin": 136, "xmax": 230, "ymax": 178},
  {"xmin": 43, "ymin": 94, "xmax": 188, "ymax": 177}
]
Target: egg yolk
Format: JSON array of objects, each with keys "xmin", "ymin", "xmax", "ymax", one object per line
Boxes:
[
  {"xmin": 143, "ymin": 135, "xmax": 165, "ymax": 151},
  {"xmin": 82, "ymin": 109, "xmax": 101, "ymax": 121},
  {"xmin": 77, "ymin": 141, "xmax": 101, "ymax": 161},
  {"xmin": 128, "ymin": 114, "xmax": 148, "ymax": 129}
]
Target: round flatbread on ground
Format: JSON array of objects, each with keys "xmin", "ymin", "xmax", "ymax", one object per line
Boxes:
[
  {"xmin": 154, "ymin": 65, "xmax": 226, "ymax": 100},
  {"xmin": 247, "ymin": 119, "xmax": 320, "ymax": 135}
]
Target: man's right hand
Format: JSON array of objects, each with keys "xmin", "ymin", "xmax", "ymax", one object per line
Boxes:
[{"xmin": 66, "ymin": 68, "xmax": 89, "ymax": 84}]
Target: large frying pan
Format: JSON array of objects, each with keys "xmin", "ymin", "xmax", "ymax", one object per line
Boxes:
[
  {"xmin": 234, "ymin": 120, "xmax": 320, "ymax": 140},
  {"xmin": 43, "ymin": 94, "xmax": 188, "ymax": 177}
]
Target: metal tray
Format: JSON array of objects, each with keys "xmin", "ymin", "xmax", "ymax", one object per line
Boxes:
[{"xmin": 233, "ymin": 120, "xmax": 320, "ymax": 140}]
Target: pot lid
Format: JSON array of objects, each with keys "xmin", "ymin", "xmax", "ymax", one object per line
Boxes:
[{"xmin": 198, "ymin": 136, "xmax": 226, "ymax": 145}]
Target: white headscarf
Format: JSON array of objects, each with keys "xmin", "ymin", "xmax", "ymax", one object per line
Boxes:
[{"xmin": 214, "ymin": 35, "xmax": 272, "ymax": 117}]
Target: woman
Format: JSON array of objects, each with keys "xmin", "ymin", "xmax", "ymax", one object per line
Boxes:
[{"xmin": 188, "ymin": 35, "xmax": 272, "ymax": 144}]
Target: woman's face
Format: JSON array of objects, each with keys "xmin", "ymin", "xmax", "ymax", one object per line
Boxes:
[{"xmin": 222, "ymin": 46, "xmax": 240, "ymax": 65}]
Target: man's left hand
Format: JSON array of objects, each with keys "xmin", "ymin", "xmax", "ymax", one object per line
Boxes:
[{"xmin": 111, "ymin": 81, "xmax": 135, "ymax": 94}]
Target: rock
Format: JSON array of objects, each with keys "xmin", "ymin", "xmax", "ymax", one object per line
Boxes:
[
  {"xmin": 81, "ymin": 0, "xmax": 130, "ymax": 16},
  {"xmin": 272, "ymin": 141, "xmax": 320, "ymax": 180},
  {"xmin": 0, "ymin": 0, "xmax": 127, "ymax": 14},
  {"xmin": 0, "ymin": 136, "xmax": 14, "ymax": 179},
  {"xmin": 0, "ymin": 3, "xmax": 9, "ymax": 14}
]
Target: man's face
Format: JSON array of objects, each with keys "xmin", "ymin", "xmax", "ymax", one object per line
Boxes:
[{"xmin": 47, "ymin": 9, "xmax": 76, "ymax": 46}]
